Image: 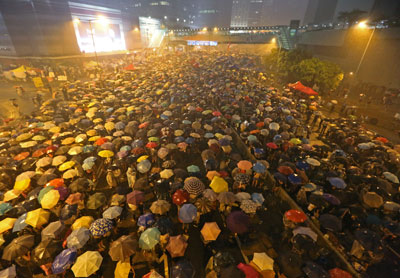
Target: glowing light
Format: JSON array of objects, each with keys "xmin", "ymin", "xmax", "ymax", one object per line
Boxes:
[
  {"xmin": 96, "ymin": 16, "xmax": 109, "ymax": 26},
  {"xmin": 271, "ymin": 38, "xmax": 276, "ymax": 43},
  {"xmin": 213, "ymin": 27, "xmax": 218, "ymax": 32},
  {"xmin": 134, "ymin": 27, "xmax": 139, "ymax": 32},
  {"xmin": 202, "ymin": 27, "xmax": 208, "ymax": 32},
  {"xmin": 349, "ymin": 72, "xmax": 354, "ymax": 75},
  {"xmin": 73, "ymin": 18, "xmax": 80, "ymax": 24},
  {"xmin": 358, "ymin": 21, "xmax": 368, "ymax": 29}
]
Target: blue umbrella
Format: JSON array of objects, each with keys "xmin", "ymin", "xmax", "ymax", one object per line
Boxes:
[
  {"xmin": 178, "ymin": 204, "xmax": 197, "ymax": 223},
  {"xmin": 174, "ymin": 136, "xmax": 185, "ymax": 143},
  {"xmin": 219, "ymin": 138, "xmax": 230, "ymax": 146},
  {"xmin": 89, "ymin": 218, "xmax": 113, "ymax": 237},
  {"xmin": 12, "ymin": 213, "xmax": 27, "ymax": 232},
  {"xmin": 251, "ymin": 193, "xmax": 265, "ymax": 205},
  {"xmin": 288, "ymin": 174, "xmax": 302, "ymax": 185},
  {"xmin": 253, "ymin": 162, "xmax": 266, "ymax": 173},
  {"xmin": 327, "ymin": 177, "xmax": 347, "ymax": 189},
  {"xmin": 52, "ymin": 248, "xmax": 77, "ymax": 274},
  {"xmin": 185, "ymin": 137, "xmax": 195, "ymax": 144},
  {"xmin": 0, "ymin": 203, "xmax": 12, "ymax": 216},
  {"xmin": 254, "ymin": 148, "xmax": 264, "ymax": 155},
  {"xmin": 274, "ymin": 172, "xmax": 287, "ymax": 184},
  {"xmin": 138, "ymin": 213, "xmax": 155, "ymax": 228},
  {"xmin": 296, "ymin": 161, "xmax": 309, "ymax": 171}
]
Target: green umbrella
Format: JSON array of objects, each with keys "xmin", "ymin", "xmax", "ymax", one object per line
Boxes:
[
  {"xmin": 139, "ymin": 227, "xmax": 160, "ymax": 250},
  {"xmin": 187, "ymin": 165, "xmax": 200, "ymax": 173}
]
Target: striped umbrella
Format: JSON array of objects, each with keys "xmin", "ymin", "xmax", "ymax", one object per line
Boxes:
[{"xmin": 183, "ymin": 177, "xmax": 205, "ymax": 196}]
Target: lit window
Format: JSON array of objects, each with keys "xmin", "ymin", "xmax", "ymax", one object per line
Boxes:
[
  {"xmin": 160, "ymin": 1, "xmax": 170, "ymax": 5},
  {"xmin": 150, "ymin": 2, "xmax": 159, "ymax": 6}
]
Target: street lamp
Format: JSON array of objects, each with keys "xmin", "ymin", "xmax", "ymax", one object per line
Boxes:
[{"xmin": 354, "ymin": 20, "xmax": 375, "ymax": 76}]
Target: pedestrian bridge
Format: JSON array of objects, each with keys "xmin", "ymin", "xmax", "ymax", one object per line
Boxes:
[{"xmin": 167, "ymin": 26, "xmax": 296, "ymax": 50}]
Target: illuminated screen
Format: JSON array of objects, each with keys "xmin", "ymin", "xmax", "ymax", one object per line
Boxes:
[
  {"xmin": 69, "ymin": 1, "xmax": 126, "ymax": 53},
  {"xmin": 139, "ymin": 17, "xmax": 165, "ymax": 48}
]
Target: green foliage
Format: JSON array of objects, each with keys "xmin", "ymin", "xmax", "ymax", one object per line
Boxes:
[{"xmin": 264, "ymin": 48, "xmax": 344, "ymax": 93}]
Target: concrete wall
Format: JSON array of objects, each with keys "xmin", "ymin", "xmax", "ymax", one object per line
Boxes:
[{"xmin": 298, "ymin": 28, "xmax": 400, "ymax": 88}]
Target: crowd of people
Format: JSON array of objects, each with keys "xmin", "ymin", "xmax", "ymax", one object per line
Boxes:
[{"xmin": 0, "ymin": 50, "xmax": 398, "ymax": 278}]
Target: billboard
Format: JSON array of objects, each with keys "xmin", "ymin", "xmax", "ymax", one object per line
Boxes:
[{"xmin": 69, "ymin": 2, "xmax": 126, "ymax": 53}]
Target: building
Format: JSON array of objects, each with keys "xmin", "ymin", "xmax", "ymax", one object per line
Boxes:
[
  {"xmin": 303, "ymin": 0, "xmax": 338, "ymax": 25},
  {"xmin": 370, "ymin": 0, "xmax": 400, "ymax": 20},
  {"xmin": 231, "ymin": 0, "xmax": 250, "ymax": 27},
  {"xmin": 195, "ymin": 0, "xmax": 232, "ymax": 28}
]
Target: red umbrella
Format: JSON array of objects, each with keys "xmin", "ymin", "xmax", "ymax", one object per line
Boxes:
[
  {"xmin": 46, "ymin": 178, "xmax": 64, "ymax": 188},
  {"xmin": 127, "ymin": 190, "xmax": 145, "ymax": 205},
  {"xmin": 172, "ymin": 189, "xmax": 189, "ymax": 205},
  {"xmin": 284, "ymin": 209, "xmax": 307, "ymax": 223},
  {"xmin": 375, "ymin": 137, "xmax": 388, "ymax": 144},
  {"xmin": 329, "ymin": 268, "xmax": 352, "ymax": 278},
  {"xmin": 256, "ymin": 122, "xmax": 264, "ymax": 128},
  {"xmin": 95, "ymin": 137, "xmax": 108, "ymax": 146},
  {"xmin": 266, "ymin": 142, "xmax": 278, "ymax": 149},
  {"xmin": 124, "ymin": 64, "xmax": 135, "ymax": 71},
  {"xmin": 46, "ymin": 145, "xmax": 57, "ymax": 155},
  {"xmin": 146, "ymin": 142, "xmax": 158, "ymax": 149},
  {"xmin": 212, "ymin": 111, "xmax": 222, "ymax": 117},
  {"xmin": 195, "ymin": 107, "xmax": 203, "ymax": 112},
  {"xmin": 32, "ymin": 148, "xmax": 46, "ymax": 158},
  {"xmin": 14, "ymin": 152, "xmax": 30, "ymax": 161},
  {"xmin": 237, "ymin": 263, "xmax": 260, "ymax": 278},
  {"xmin": 131, "ymin": 147, "xmax": 145, "ymax": 156},
  {"xmin": 139, "ymin": 122, "xmax": 149, "ymax": 129},
  {"xmin": 277, "ymin": 166, "xmax": 294, "ymax": 176}
]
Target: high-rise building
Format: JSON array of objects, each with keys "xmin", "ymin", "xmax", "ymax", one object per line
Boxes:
[
  {"xmin": 231, "ymin": 0, "xmax": 250, "ymax": 27},
  {"xmin": 195, "ymin": 0, "xmax": 232, "ymax": 28},
  {"xmin": 370, "ymin": 0, "xmax": 400, "ymax": 20},
  {"xmin": 303, "ymin": 0, "xmax": 338, "ymax": 25}
]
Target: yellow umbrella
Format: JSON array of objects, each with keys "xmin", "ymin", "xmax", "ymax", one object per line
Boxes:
[
  {"xmin": 252, "ymin": 252, "xmax": 274, "ymax": 271},
  {"xmin": 98, "ymin": 150, "xmax": 114, "ymax": 158},
  {"xmin": 4, "ymin": 189, "xmax": 21, "ymax": 202},
  {"xmin": 160, "ymin": 169, "xmax": 174, "ymax": 179},
  {"xmin": 16, "ymin": 133, "xmax": 32, "ymax": 142},
  {"xmin": 86, "ymin": 129, "xmax": 97, "ymax": 137},
  {"xmin": 20, "ymin": 141, "xmax": 37, "ymax": 148},
  {"xmin": 72, "ymin": 251, "xmax": 103, "ymax": 277},
  {"xmin": 32, "ymin": 135, "xmax": 46, "ymax": 141},
  {"xmin": 40, "ymin": 189, "xmax": 60, "ymax": 209},
  {"xmin": 63, "ymin": 169, "xmax": 78, "ymax": 179},
  {"xmin": 72, "ymin": 216, "xmax": 94, "ymax": 230},
  {"xmin": 93, "ymin": 118, "xmax": 103, "ymax": 124},
  {"xmin": 14, "ymin": 178, "xmax": 31, "ymax": 192},
  {"xmin": 49, "ymin": 126, "xmax": 61, "ymax": 134},
  {"xmin": 89, "ymin": 135, "xmax": 101, "ymax": 142},
  {"xmin": 137, "ymin": 155, "xmax": 149, "ymax": 163},
  {"xmin": 201, "ymin": 222, "xmax": 221, "ymax": 241},
  {"xmin": 59, "ymin": 161, "xmax": 75, "ymax": 171},
  {"xmin": 209, "ymin": 176, "xmax": 228, "ymax": 193},
  {"xmin": 0, "ymin": 218, "xmax": 16, "ymax": 234},
  {"xmin": 105, "ymin": 122, "xmax": 115, "ymax": 131},
  {"xmin": 25, "ymin": 208, "xmax": 50, "ymax": 228},
  {"xmin": 62, "ymin": 137, "xmax": 75, "ymax": 145},
  {"xmin": 115, "ymin": 260, "xmax": 131, "ymax": 278},
  {"xmin": 0, "ymin": 131, "xmax": 11, "ymax": 138}
]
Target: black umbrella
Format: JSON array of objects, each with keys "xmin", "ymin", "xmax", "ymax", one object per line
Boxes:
[
  {"xmin": 319, "ymin": 214, "xmax": 342, "ymax": 232},
  {"xmin": 32, "ymin": 238, "xmax": 62, "ymax": 265},
  {"xmin": 2, "ymin": 234, "xmax": 35, "ymax": 261}
]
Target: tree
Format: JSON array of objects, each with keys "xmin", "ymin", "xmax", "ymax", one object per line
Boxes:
[{"xmin": 337, "ymin": 9, "xmax": 367, "ymax": 26}]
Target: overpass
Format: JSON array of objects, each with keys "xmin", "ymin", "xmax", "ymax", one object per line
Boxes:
[{"xmin": 166, "ymin": 26, "xmax": 296, "ymax": 50}]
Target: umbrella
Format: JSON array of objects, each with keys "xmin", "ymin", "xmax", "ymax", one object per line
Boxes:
[
  {"xmin": 138, "ymin": 213, "xmax": 155, "ymax": 228},
  {"xmin": 71, "ymin": 251, "xmax": 103, "ymax": 277},
  {"xmin": 68, "ymin": 146, "xmax": 83, "ymax": 156},
  {"xmin": 12, "ymin": 213, "xmax": 27, "ymax": 232},
  {"xmin": 67, "ymin": 227, "xmax": 90, "ymax": 249},
  {"xmin": 59, "ymin": 161, "xmax": 75, "ymax": 171},
  {"xmin": 322, "ymin": 193, "xmax": 341, "ymax": 206},
  {"xmin": 65, "ymin": 192, "xmax": 82, "ymax": 205},
  {"xmin": 183, "ymin": 177, "xmax": 205, "ymax": 195},
  {"xmin": 42, "ymin": 220, "xmax": 65, "ymax": 239},
  {"xmin": 166, "ymin": 235, "xmax": 188, "ymax": 258},
  {"xmin": 329, "ymin": 268, "xmax": 352, "ymax": 278},
  {"xmin": 252, "ymin": 252, "xmax": 274, "ymax": 271},
  {"xmin": 277, "ymin": 166, "xmax": 294, "ymax": 176},
  {"xmin": 327, "ymin": 177, "xmax": 347, "ymax": 189},
  {"xmin": 237, "ymin": 160, "xmax": 252, "ymax": 171},
  {"xmin": 98, "ymin": 150, "xmax": 114, "ymax": 158},
  {"xmin": 2, "ymin": 234, "xmax": 35, "ymax": 261},
  {"xmin": 0, "ymin": 218, "xmax": 16, "ymax": 234},
  {"xmin": 203, "ymin": 189, "xmax": 218, "ymax": 202},
  {"xmin": 319, "ymin": 214, "xmax": 342, "ymax": 232},
  {"xmin": 127, "ymin": 190, "xmax": 145, "ymax": 205},
  {"xmin": 40, "ymin": 189, "xmax": 60, "ymax": 209},
  {"xmin": 89, "ymin": 218, "xmax": 113, "ymax": 237},
  {"xmin": 235, "ymin": 192, "xmax": 251, "ymax": 202},
  {"xmin": 240, "ymin": 200, "xmax": 259, "ymax": 214},
  {"xmin": 115, "ymin": 261, "xmax": 131, "ymax": 278},
  {"xmin": 362, "ymin": 192, "xmax": 384, "ymax": 208},
  {"xmin": 293, "ymin": 226, "xmax": 318, "ymax": 242},
  {"xmin": 383, "ymin": 171, "xmax": 399, "ymax": 183},
  {"xmin": 52, "ymin": 155, "xmax": 67, "ymax": 166},
  {"xmin": 201, "ymin": 222, "xmax": 221, "ymax": 241},
  {"xmin": 139, "ymin": 227, "xmax": 160, "ymax": 250},
  {"xmin": 103, "ymin": 206, "xmax": 123, "ymax": 219},
  {"xmin": 72, "ymin": 216, "xmax": 94, "ymax": 230},
  {"xmin": 36, "ymin": 157, "xmax": 52, "ymax": 168},
  {"xmin": 251, "ymin": 193, "xmax": 265, "ymax": 205},
  {"xmin": 0, "ymin": 265, "xmax": 16, "ymax": 278},
  {"xmin": 14, "ymin": 178, "xmax": 31, "ymax": 192},
  {"xmin": 32, "ymin": 238, "xmax": 62, "ymax": 265},
  {"xmin": 160, "ymin": 169, "xmax": 174, "ymax": 179},
  {"xmin": 87, "ymin": 192, "xmax": 106, "ymax": 209},
  {"xmin": 253, "ymin": 162, "xmax": 266, "ymax": 173},
  {"xmin": 284, "ymin": 209, "xmax": 307, "ymax": 223},
  {"xmin": 171, "ymin": 259, "xmax": 194, "ymax": 278},
  {"xmin": 25, "ymin": 208, "xmax": 50, "ymax": 228},
  {"xmin": 179, "ymin": 204, "xmax": 197, "ymax": 223},
  {"xmin": 217, "ymin": 192, "xmax": 236, "ymax": 205},
  {"xmin": 306, "ymin": 157, "xmax": 320, "ymax": 166},
  {"xmin": 109, "ymin": 234, "xmax": 137, "ymax": 261},
  {"xmin": 150, "ymin": 200, "xmax": 171, "ymax": 215},
  {"xmin": 210, "ymin": 176, "xmax": 228, "ymax": 193},
  {"xmin": 195, "ymin": 197, "xmax": 213, "ymax": 214},
  {"xmin": 187, "ymin": 165, "xmax": 200, "ymax": 173},
  {"xmin": 14, "ymin": 152, "xmax": 30, "ymax": 161},
  {"xmin": 172, "ymin": 189, "xmax": 189, "ymax": 205},
  {"xmin": 137, "ymin": 160, "xmax": 151, "ymax": 173},
  {"xmin": 0, "ymin": 203, "xmax": 12, "ymax": 215},
  {"xmin": 226, "ymin": 211, "xmax": 249, "ymax": 234}
]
